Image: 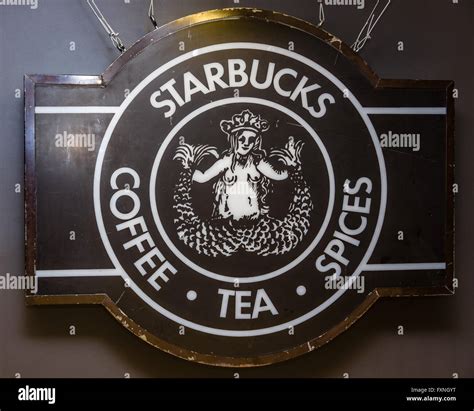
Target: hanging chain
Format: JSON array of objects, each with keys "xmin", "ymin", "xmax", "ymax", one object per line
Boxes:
[
  {"xmin": 351, "ymin": 0, "xmax": 391, "ymax": 52},
  {"xmin": 317, "ymin": 0, "xmax": 391, "ymax": 53},
  {"xmin": 149, "ymin": 0, "xmax": 158, "ymax": 28},
  {"xmin": 86, "ymin": 0, "xmax": 126, "ymax": 53},
  {"xmin": 85, "ymin": 0, "xmax": 390, "ymax": 55},
  {"xmin": 317, "ymin": 0, "xmax": 325, "ymax": 28}
]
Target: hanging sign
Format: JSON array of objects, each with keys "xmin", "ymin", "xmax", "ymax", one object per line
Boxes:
[{"xmin": 25, "ymin": 9, "xmax": 454, "ymax": 366}]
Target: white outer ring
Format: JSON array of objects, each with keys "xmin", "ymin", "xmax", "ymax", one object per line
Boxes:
[
  {"xmin": 94, "ymin": 42, "xmax": 387, "ymax": 337},
  {"xmin": 149, "ymin": 97, "xmax": 335, "ymax": 283}
]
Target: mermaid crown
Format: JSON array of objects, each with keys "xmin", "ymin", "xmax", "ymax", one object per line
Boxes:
[{"xmin": 220, "ymin": 109, "xmax": 270, "ymax": 135}]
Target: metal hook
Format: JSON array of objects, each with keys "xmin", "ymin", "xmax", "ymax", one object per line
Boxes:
[
  {"xmin": 149, "ymin": 0, "xmax": 158, "ymax": 28},
  {"xmin": 86, "ymin": 0, "xmax": 126, "ymax": 53},
  {"xmin": 352, "ymin": 0, "xmax": 391, "ymax": 52},
  {"xmin": 317, "ymin": 0, "xmax": 325, "ymax": 28}
]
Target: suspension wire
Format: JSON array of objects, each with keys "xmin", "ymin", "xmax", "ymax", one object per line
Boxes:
[
  {"xmin": 86, "ymin": 0, "xmax": 389, "ymax": 55},
  {"xmin": 86, "ymin": 0, "xmax": 126, "ymax": 53},
  {"xmin": 351, "ymin": 0, "xmax": 391, "ymax": 52},
  {"xmin": 317, "ymin": 0, "xmax": 325, "ymax": 28},
  {"xmin": 149, "ymin": 0, "xmax": 158, "ymax": 28}
]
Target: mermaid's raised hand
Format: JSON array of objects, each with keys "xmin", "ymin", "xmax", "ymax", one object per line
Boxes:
[
  {"xmin": 269, "ymin": 136, "xmax": 304, "ymax": 168},
  {"xmin": 174, "ymin": 136, "xmax": 218, "ymax": 169}
]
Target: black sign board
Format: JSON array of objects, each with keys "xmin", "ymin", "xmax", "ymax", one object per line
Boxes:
[{"xmin": 25, "ymin": 9, "xmax": 454, "ymax": 367}]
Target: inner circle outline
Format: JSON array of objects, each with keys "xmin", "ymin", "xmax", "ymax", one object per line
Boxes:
[
  {"xmin": 93, "ymin": 42, "xmax": 387, "ymax": 337},
  {"xmin": 149, "ymin": 97, "xmax": 335, "ymax": 283}
]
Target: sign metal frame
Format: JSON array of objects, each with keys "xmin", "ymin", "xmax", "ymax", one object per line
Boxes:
[{"xmin": 24, "ymin": 8, "xmax": 455, "ymax": 367}]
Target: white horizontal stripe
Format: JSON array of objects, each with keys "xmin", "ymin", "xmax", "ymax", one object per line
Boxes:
[
  {"xmin": 363, "ymin": 263, "xmax": 446, "ymax": 271},
  {"xmin": 36, "ymin": 263, "xmax": 446, "ymax": 279},
  {"xmin": 35, "ymin": 107, "xmax": 447, "ymax": 115},
  {"xmin": 36, "ymin": 269, "xmax": 120, "ymax": 278},
  {"xmin": 364, "ymin": 107, "xmax": 447, "ymax": 115},
  {"xmin": 35, "ymin": 106, "xmax": 119, "ymax": 114}
]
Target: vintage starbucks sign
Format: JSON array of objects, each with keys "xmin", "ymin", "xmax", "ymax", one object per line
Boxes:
[{"xmin": 25, "ymin": 9, "xmax": 454, "ymax": 366}]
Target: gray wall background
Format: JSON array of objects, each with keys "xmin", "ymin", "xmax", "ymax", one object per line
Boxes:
[{"xmin": 0, "ymin": 0, "xmax": 472, "ymax": 377}]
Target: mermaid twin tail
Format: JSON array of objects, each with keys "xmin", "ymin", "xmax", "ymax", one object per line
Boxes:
[
  {"xmin": 173, "ymin": 139, "xmax": 240, "ymax": 257},
  {"xmin": 173, "ymin": 138, "xmax": 313, "ymax": 257},
  {"xmin": 243, "ymin": 166, "xmax": 313, "ymax": 256},
  {"xmin": 174, "ymin": 167, "xmax": 242, "ymax": 257}
]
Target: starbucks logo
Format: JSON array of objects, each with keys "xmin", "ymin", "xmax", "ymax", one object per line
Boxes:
[
  {"xmin": 94, "ymin": 42, "xmax": 385, "ymax": 343},
  {"xmin": 28, "ymin": 9, "xmax": 451, "ymax": 367},
  {"xmin": 173, "ymin": 109, "xmax": 313, "ymax": 257}
]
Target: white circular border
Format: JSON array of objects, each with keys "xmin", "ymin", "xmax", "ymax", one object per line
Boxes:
[
  {"xmin": 149, "ymin": 97, "xmax": 335, "ymax": 283},
  {"xmin": 94, "ymin": 42, "xmax": 387, "ymax": 337}
]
